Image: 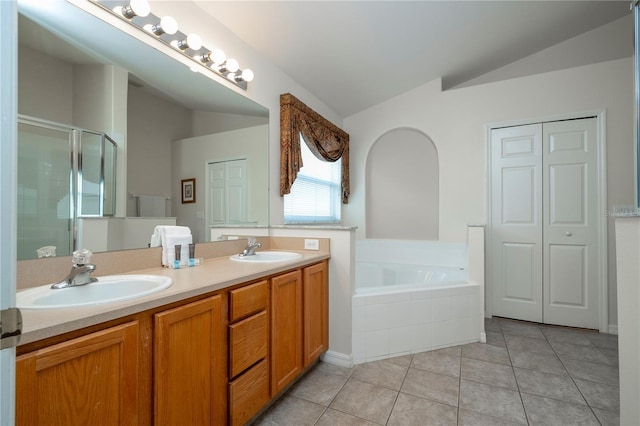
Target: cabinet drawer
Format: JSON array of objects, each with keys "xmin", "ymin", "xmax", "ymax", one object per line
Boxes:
[
  {"xmin": 229, "ymin": 310, "xmax": 268, "ymax": 378},
  {"xmin": 229, "ymin": 280, "xmax": 268, "ymax": 321},
  {"xmin": 229, "ymin": 359, "xmax": 269, "ymax": 426}
]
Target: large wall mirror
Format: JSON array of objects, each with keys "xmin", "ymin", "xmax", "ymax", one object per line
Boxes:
[{"xmin": 17, "ymin": 1, "xmax": 269, "ymax": 260}]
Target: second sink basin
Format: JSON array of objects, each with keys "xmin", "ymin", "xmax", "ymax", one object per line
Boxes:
[
  {"xmin": 17, "ymin": 274, "xmax": 172, "ymax": 309},
  {"xmin": 229, "ymin": 251, "xmax": 303, "ymax": 263}
]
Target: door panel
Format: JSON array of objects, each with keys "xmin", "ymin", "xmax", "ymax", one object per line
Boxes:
[
  {"xmin": 548, "ymin": 245, "xmax": 587, "ymax": 307},
  {"xmin": 543, "ymin": 118, "xmax": 599, "ymax": 328},
  {"xmin": 549, "ymin": 164, "xmax": 586, "ymax": 225},
  {"xmin": 491, "ymin": 124, "xmax": 543, "ymax": 322},
  {"xmin": 502, "ymin": 243, "xmax": 536, "ymax": 301},
  {"xmin": 491, "ymin": 117, "xmax": 600, "ymax": 328}
]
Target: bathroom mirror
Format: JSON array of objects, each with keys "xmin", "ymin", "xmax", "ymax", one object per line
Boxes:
[{"xmin": 17, "ymin": 1, "xmax": 269, "ymax": 260}]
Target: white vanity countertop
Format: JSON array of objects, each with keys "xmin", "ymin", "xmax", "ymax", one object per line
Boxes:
[{"xmin": 18, "ymin": 250, "xmax": 330, "ymax": 346}]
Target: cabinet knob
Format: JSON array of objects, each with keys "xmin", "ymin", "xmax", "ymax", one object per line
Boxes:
[{"xmin": 565, "ymin": 232, "xmax": 572, "ymax": 237}]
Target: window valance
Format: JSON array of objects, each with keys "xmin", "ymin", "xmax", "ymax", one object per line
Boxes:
[{"xmin": 280, "ymin": 93, "xmax": 350, "ymax": 203}]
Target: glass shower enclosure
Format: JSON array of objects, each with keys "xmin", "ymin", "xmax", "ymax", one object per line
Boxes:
[{"xmin": 17, "ymin": 116, "xmax": 117, "ymax": 260}]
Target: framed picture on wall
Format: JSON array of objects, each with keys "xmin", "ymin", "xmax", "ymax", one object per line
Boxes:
[{"xmin": 181, "ymin": 178, "xmax": 196, "ymax": 204}]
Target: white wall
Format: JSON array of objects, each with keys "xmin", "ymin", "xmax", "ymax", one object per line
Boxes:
[
  {"xmin": 172, "ymin": 125, "xmax": 270, "ymax": 244},
  {"xmin": 126, "ymin": 86, "xmax": 192, "ymax": 217},
  {"xmin": 344, "ymin": 58, "xmax": 634, "ymax": 329},
  {"xmin": 191, "ymin": 110, "xmax": 268, "ymax": 137},
  {"xmin": 18, "ymin": 45, "xmax": 73, "ymax": 123}
]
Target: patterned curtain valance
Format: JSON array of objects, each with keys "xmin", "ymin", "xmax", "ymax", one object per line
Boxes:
[{"xmin": 280, "ymin": 93, "xmax": 350, "ymax": 203}]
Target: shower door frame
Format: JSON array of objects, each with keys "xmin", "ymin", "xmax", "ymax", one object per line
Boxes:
[{"xmin": 17, "ymin": 115, "xmax": 117, "ymax": 259}]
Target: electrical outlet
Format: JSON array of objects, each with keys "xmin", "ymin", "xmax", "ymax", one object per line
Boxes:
[{"xmin": 304, "ymin": 239, "xmax": 320, "ymax": 250}]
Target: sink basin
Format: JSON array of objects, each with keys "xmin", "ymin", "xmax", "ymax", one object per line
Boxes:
[
  {"xmin": 17, "ymin": 275, "xmax": 172, "ymax": 309},
  {"xmin": 230, "ymin": 251, "xmax": 303, "ymax": 263}
]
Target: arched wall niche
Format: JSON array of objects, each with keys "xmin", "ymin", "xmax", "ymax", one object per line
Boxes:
[{"xmin": 365, "ymin": 127, "xmax": 439, "ymax": 240}]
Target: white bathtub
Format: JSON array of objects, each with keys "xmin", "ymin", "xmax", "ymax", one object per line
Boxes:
[
  {"xmin": 356, "ymin": 262, "xmax": 468, "ymax": 295},
  {"xmin": 352, "ymin": 238, "xmax": 484, "ymax": 364}
]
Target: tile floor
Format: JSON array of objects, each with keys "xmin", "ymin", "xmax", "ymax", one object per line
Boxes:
[{"xmin": 254, "ymin": 317, "xmax": 619, "ymax": 425}]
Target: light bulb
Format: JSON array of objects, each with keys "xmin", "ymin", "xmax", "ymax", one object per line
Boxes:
[
  {"xmin": 241, "ymin": 69, "xmax": 254, "ymax": 82},
  {"xmin": 210, "ymin": 49, "xmax": 226, "ymax": 64},
  {"xmin": 173, "ymin": 33, "xmax": 202, "ymax": 51},
  {"xmin": 120, "ymin": 0, "xmax": 150, "ymax": 19},
  {"xmin": 144, "ymin": 16, "xmax": 178, "ymax": 36},
  {"xmin": 186, "ymin": 34, "xmax": 202, "ymax": 50},
  {"xmin": 219, "ymin": 58, "xmax": 239, "ymax": 73}
]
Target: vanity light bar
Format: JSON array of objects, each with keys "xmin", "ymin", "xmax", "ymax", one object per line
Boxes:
[{"xmin": 91, "ymin": 0, "xmax": 254, "ymax": 89}]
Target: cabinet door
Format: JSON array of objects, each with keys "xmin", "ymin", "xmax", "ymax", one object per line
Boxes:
[
  {"xmin": 16, "ymin": 321, "xmax": 140, "ymax": 426},
  {"xmin": 154, "ymin": 295, "xmax": 226, "ymax": 425},
  {"xmin": 303, "ymin": 261, "xmax": 329, "ymax": 367},
  {"xmin": 270, "ymin": 270, "xmax": 302, "ymax": 396}
]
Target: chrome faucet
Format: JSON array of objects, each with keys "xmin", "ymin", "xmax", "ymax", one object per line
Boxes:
[
  {"xmin": 239, "ymin": 238, "xmax": 262, "ymax": 257},
  {"xmin": 51, "ymin": 249, "xmax": 98, "ymax": 289}
]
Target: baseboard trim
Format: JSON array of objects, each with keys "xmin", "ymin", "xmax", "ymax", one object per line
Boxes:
[
  {"xmin": 608, "ymin": 324, "xmax": 618, "ymax": 335},
  {"xmin": 480, "ymin": 332, "xmax": 487, "ymax": 343},
  {"xmin": 321, "ymin": 350, "xmax": 353, "ymax": 368}
]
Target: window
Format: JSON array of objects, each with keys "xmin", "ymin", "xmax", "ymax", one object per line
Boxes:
[{"xmin": 284, "ymin": 136, "xmax": 342, "ymax": 223}]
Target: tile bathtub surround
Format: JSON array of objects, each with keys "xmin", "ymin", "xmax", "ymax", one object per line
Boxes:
[
  {"xmin": 254, "ymin": 317, "xmax": 619, "ymax": 425},
  {"xmin": 352, "ymin": 284, "xmax": 482, "ymax": 364}
]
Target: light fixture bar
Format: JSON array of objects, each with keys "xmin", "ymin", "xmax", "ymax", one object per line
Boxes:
[{"xmin": 91, "ymin": 0, "xmax": 253, "ymax": 89}]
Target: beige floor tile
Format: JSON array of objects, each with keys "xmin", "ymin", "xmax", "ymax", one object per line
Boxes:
[
  {"xmin": 411, "ymin": 348, "xmax": 460, "ymax": 377},
  {"xmin": 574, "ymin": 378, "xmax": 620, "ymax": 412},
  {"xmin": 599, "ymin": 347, "xmax": 620, "ymax": 367},
  {"xmin": 591, "ymin": 407, "xmax": 621, "ymax": 426},
  {"xmin": 386, "ymin": 354, "xmax": 413, "ymax": 367},
  {"xmin": 290, "ymin": 368, "xmax": 349, "ymax": 406},
  {"xmin": 352, "ymin": 359, "xmax": 408, "ymax": 391},
  {"xmin": 498, "ymin": 320, "xmax": 545, "ymax": 339},
  {"xmin": 315, "ymin": 361, "xmax": 355, "ymax": 378},
  {"xmin": 461, "ymin": 357, "xmax": 518, "ymax": 390},
  {"xmin": 254, "ymin": 395, "xmax": 326, "ymax": 426},
  {"xmin": 400, "ymin": 367, "xmax": 459, "ymax": 407},
  {"xmin": 504, "ymin": 334, "xmax": 555, "ymax": 355},
  {"xmin": 485, "ymin": 330, "xmax": 507, "ymax": 348},
  {"xmin": 563, "ymin": 358, "xmax": 619, "ymax": 387},
  {"xmin": 461, "ymin": 342, "xmax": 511, "ymax": 366},
  {"xmin": 513, "ymin": 367, "xmax": 586, "ymax": 405},
  {"xmin": 315, "ymin": 408, "xmax": 378, "ymax": 426},
  {"xmin": 458, "ymin": 409, "xmax": 526, "ymax": 425},
  {"xmin": 521, "ymin": 393, "xmax": 600, "ymax": 425},
  {"xmin": 459, "ymin": 379, "xmax": 527, "ymax": 424},
  {"xmin": 540, "ymin": 326, "xmax": 593, "ymax": 346},
  {"xmin": 508, "ymin": 349, "xmax": 566, "ymax": 375},
  {"xmin": 550, "ymin": 340, "xmax": 613, "ymax": 365},
  {"xmin": 387, "ymin": 392, "xmax": 457, "ymax": 426},
  {"xmin": 330, "ymin": 378, "xmax": 398, "ymax": 424},
  {"xmin": 586, "ymin": 333, "xmax": 619, "ymax": 351}
]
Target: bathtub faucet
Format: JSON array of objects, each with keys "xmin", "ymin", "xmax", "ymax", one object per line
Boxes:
[
  {"xmin": 239, "ymin": 238, "xmax": 262, "ymax": 257},
  {"xmin": 51, "ymin": 249, "xmax": 98, "ymax": 289}
]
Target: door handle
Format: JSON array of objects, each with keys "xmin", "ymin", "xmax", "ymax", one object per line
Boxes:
[{"xmin": 565, "ymin": 232, "xmax": 572, "ymax": 237}]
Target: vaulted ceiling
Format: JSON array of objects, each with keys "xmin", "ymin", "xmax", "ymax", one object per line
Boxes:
[{"xmin": 195, "ymin": 1, "xmax": 632, "ymax": 117}]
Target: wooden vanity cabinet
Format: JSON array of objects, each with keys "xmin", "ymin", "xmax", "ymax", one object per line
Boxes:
[
  {"xmin": 228, "ymin": 280, "xmax": 270, "ymax": 426},
  {"xmin": 16, "ymin": 321, "xmax": 142, "ymax": 426},
  {"xmin": 270, "ymin": 269, "xmax": 303, "ymax": 396},
  {"xmin": 303, "ymin": 260, "xmax": 329, "ymax": 367},
  {"xmin": 153, "ymin": 295, "xmax": 226, "ymax": 426},
  {"xmin": 16, "ymin": 258, "xmax": 329, "ymax": 425},
  {"xmin": 271, "ymin": 260, "xmax": 329, "ymax": 396}
]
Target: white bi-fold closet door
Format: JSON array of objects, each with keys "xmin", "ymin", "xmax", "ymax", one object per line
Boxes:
[{"xmin": 490, "ymin": 117, "xmax": 601, "ymax": 329}]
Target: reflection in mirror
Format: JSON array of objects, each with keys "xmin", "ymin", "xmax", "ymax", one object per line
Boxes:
[{"xmin": 17, "ymin": 2, "xmax": 269, "ymax": 260}]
